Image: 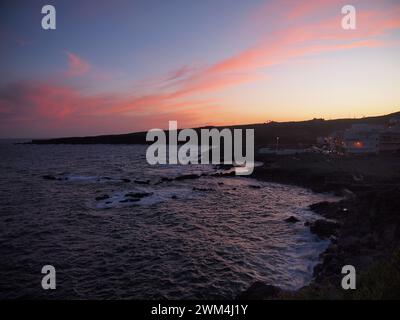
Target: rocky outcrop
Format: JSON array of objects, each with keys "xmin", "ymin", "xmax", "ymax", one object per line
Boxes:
[
  {"xmin": 309, "ymin": 219, "xmax": 340, "ymax": 239},
  {"xmin": 42, "ymin": 175, "xmax": 57, "ymax": 180},
  {"xmin": 95, "ymin": 194, "xmax": 110, "ymax": 201},
  {"xmin": 237, "ymin": 153, "xmax": 400, "ymax": 300},
  {"xmin": 236, "ymin": 282, "xmax": 286, "ymax": 300},
  {"xmin": 175, "ymin": 174, "xmax": 200, "ymax": 181},
  {"xmin": 134, "ymin": 179, "xmax": 150, "ymax": 185},
  {"xmin": 125, "ymin": 191, "xmax": 153, "ymax": 198},
  {"xmin": 285, "ymin": 216, "xmax": 300, "ymax": 223}
]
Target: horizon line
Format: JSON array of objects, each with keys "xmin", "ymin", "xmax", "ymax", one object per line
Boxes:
[{"xmin": 4, "ymin": 109, "xmax": 397, "ymax": 141}]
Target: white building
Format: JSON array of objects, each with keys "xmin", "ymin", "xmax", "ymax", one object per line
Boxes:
[{"xmin": 380, "ymin": 119, "xmax": 400, "ymax": 152}]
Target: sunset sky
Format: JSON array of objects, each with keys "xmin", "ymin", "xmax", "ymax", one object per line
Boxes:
[{"xmin": 0, "ymin": 0, "xmax": 399, "ymax": 138}]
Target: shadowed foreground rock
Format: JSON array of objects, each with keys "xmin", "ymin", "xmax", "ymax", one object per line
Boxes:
[
  {"xmin": 237, "ymin": 282, "xmax": 285, "ymax": 300},
  {"xmin": 309, "ymin": 219, "xmax": 340, "ymax": 239},
  {"xmin": 237, "ymin": 186, "xmax": 400, "ymax": 299}
]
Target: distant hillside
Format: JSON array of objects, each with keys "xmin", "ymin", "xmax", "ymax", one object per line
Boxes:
[{"xmin": 31, "ymin": 111, "xmax": 400, "ymax": 147}]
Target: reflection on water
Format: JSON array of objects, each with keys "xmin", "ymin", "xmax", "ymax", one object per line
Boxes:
[{"xmin": 0, "ymin": 143, "xmax": 338, "ymax": 299}]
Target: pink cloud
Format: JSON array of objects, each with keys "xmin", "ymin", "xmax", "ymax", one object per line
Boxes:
[
  {"xmin": 0, "ymin": 80, "xmax": 218, "ymax": 135},
  {"xmin": 64, "ymin": 51, "xmax": 91, "ymax": 77},
  {"xmin": 1, "ymin": 0, "xmax": 400, "ymax": 137},
  {"xmin": 205, "ymin": 3, "xmax": 400, "ymax": 77}
]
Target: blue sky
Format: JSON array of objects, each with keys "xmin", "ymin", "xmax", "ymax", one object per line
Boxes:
[{"xmin": 0, "ymin": 0, "xmax": 399, "ymax": 138}]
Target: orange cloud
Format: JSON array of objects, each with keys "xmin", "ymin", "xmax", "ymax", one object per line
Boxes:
[
  {"xmin": 0, "ymin": 80, "xmax": 218, "ymax": 133},
  {"xmin": 1, "ymin": 0, "xmax": 400, "ymax": 137}
]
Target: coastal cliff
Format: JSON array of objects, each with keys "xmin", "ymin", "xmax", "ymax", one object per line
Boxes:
[
  {"xmin": 30, "ymin": 112, "xmax": 400, "ymax": 147},
  {"xmin": 239, "ymin": 153, "xmax": 400, "ymax": 299}
]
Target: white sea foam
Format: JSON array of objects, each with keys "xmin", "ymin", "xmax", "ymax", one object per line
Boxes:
[{"xmin": 95, "ymin": 186, "xmax": 196, "ymax": 209}]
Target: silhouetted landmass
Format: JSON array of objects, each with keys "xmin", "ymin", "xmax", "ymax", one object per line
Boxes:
[{"xmin": 30, "ymin": 112, "xmax": 400, "ymax": 146}]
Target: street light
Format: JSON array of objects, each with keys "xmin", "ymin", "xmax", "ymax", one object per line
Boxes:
[{"xmin": 276, "ymin": 136, "xmax": 280, "ymax": 152}]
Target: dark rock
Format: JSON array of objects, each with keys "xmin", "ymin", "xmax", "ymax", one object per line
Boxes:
[
  {"xmin": 175, "ymin": 174, "xmax": 200, "ymax": 180},
  {"xmin": 313, "ymin": 263, "xmax": 323, "ymax": 277},
  {"xmin": 237, "ymin": 281, "xmax": 283, "ymax": 300},
  {"xmin": 211, "ymin": 171, "xmax": 235, "ymax": 177},
  {"xmin": 309, "ymin": 201, "xmax": 332, "ymax": 215},
  {"xmin": 42, "ymin": 175, "xmax": 57, "ymax": 180},
  {"xmin": 308, "ymin": 201, "xmax": 342, "ymax": 219},
  {"xmin": 310, "ymin": 219, "xmax": 340, "ymax": 239},
  {"xmin": 134, "ymin": 179, "xmax": 150, "ymax": 185},
  {"xmin": 161, "ymin": 177, "xmax": 173, "ymax": 182},
  {"xmin": 171, "ymin": 195, "xmax": 178, "ymax": 199},
  {"xmin": 95, "ymin": 194, "xmax": 110, "ymax": 201},
  {"xmin": 285, "ymin": 216, "xmax": 300, "ymax": 223},
  {"xmin": 125, "ymin": 192, "xmax": 153, "ymax": 198},
  {"xmin": 216, "ymin": 164, "xmax": 234, "ymax": 170},
  {"xmin": 119, "ymin": 198, "xmax": 140, "ymax": 203},
  {"xmin": 249, "ymin": 185, "xmax": 261, "ymax": 189},
  {"xmin": 121, "ymin": 178, "xmax": 131, "ymax": 183}
]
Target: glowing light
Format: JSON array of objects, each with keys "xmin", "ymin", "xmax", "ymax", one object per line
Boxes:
[{"xmin": 354, "ymin": 141, "xmax": 364, "ymax": 148}]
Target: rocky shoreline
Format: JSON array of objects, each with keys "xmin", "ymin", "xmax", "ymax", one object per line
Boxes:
[{"xmin": 238, "ymin": 153, "xmax": 400, "ymax": 299}]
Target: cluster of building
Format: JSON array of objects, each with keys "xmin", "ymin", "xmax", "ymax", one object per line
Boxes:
[
  {"xmin": 318, "ymin": 118, "xmax": 400, "ymax": 154},
  {"xmin": 258, "ymin": 117, "xmax": 400, "ymax": 156}
]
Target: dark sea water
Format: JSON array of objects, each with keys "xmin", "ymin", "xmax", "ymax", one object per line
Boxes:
[{"xmin": 0, "ymin": 142, "xmax": 338, "ymax": 299}]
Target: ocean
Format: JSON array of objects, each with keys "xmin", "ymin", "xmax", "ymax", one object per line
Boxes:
[{"xmin": 0, "ymin": 142, "xmax": 338, "ymax": 299}]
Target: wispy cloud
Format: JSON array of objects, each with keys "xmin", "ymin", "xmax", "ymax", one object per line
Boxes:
[
  {"xmin": 1, "ymin": 0, "xmax": 399, "ymax": 137},
  {"xmin": 127, "ymin": 0, "xmax": 400, "ymax": 107},
  {"xmin": 64, "ymin": 51, "xmax": 91, "ymax": 77}
]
